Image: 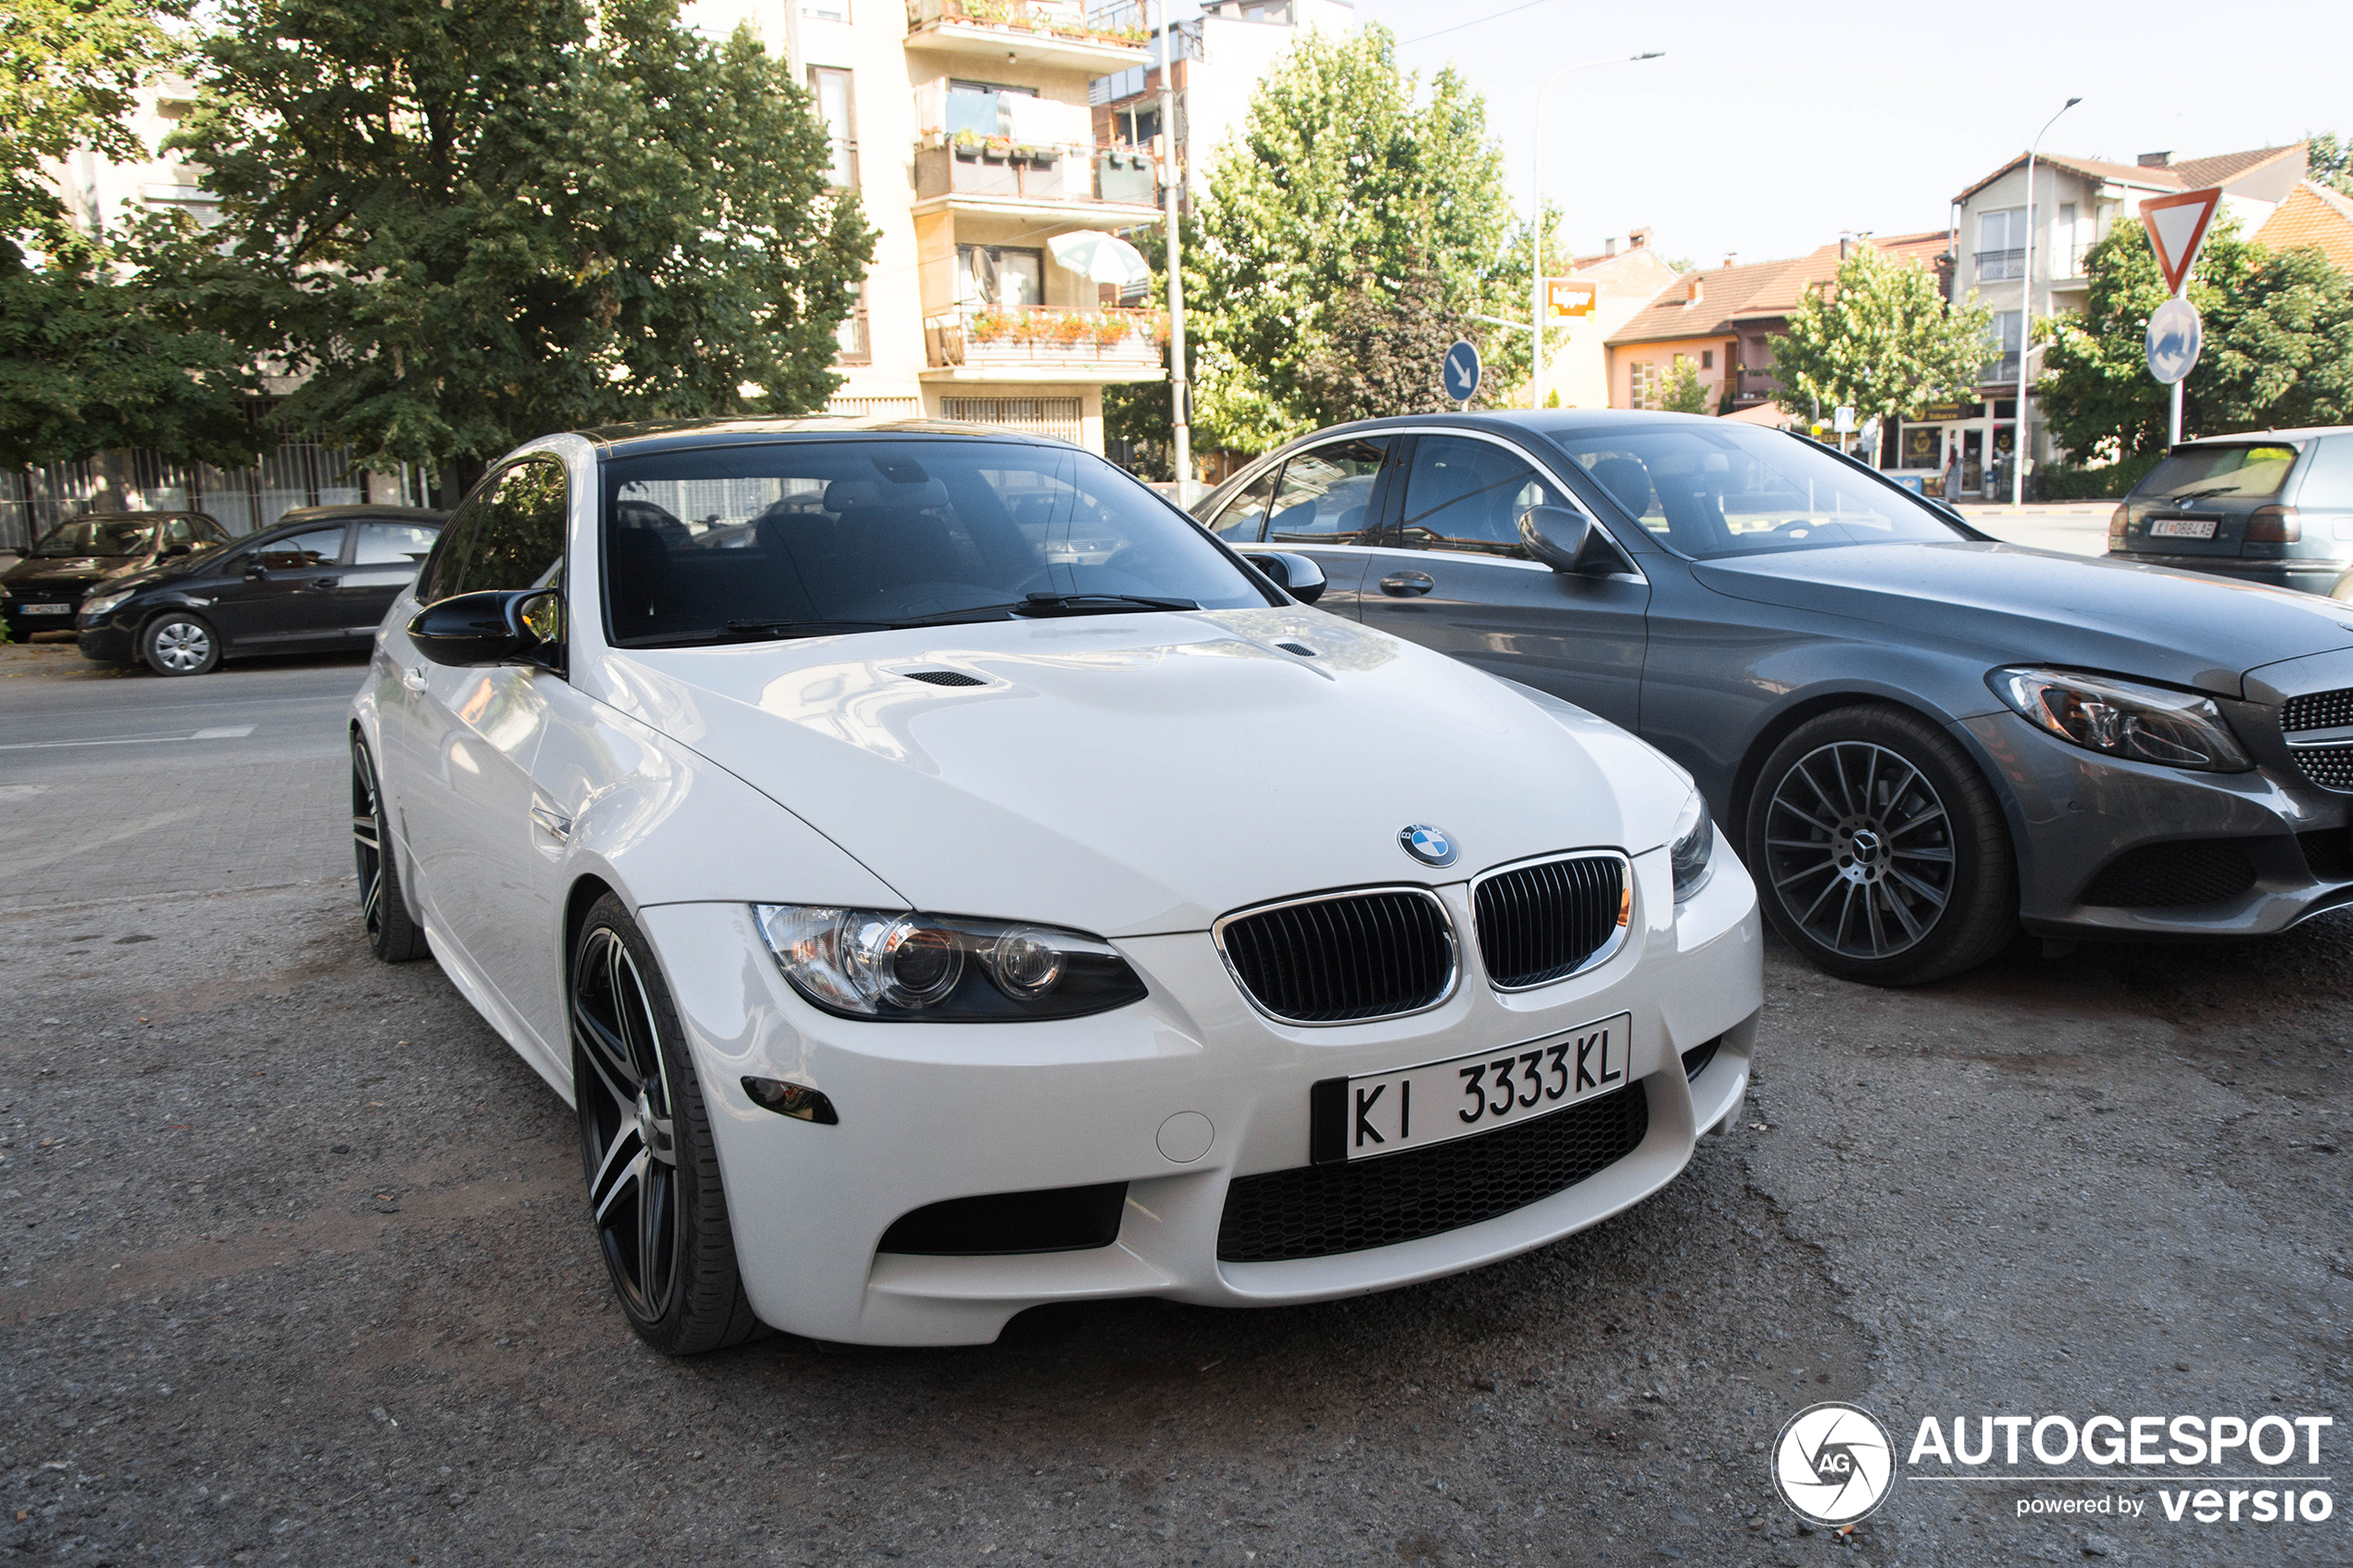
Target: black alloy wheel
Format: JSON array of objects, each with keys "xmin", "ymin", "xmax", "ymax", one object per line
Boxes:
[
  {"xmin": 351, "ymin": 736, "xmax": 428, "ymax": 962},
  {"xmin": 1747, "ymin": 705, "xmax": 2016, "ymax": 985},
  {"xmin": 141, "ymin": 611, "xmax": 220, "ymax": 676},
  {"xmin": 569, "ymin": 894, "xmax": 763, "ymax": 1355}
]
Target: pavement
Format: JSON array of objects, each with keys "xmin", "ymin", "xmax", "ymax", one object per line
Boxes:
[
  {"xmin": 2, "ymin": 641, "xmax": 2348, "ymax": 1568},
  {"xmin": 1951, "ymin": 504, "xmax": 2111, "ymax": 558}
]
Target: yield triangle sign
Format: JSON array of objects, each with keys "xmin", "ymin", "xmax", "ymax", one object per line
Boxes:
[{"xmin": 2140, "ymin": 185, "xmax": 2224, "ymax": 295}]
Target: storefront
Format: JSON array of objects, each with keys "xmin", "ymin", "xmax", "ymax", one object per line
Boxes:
[{"xmin": 1894, "ymin": 399, "xmax": 2019, "ymax": 501}]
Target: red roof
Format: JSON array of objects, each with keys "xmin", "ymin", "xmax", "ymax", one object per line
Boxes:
[
  {"xmin": 1951, "ymin": 143, "xmax": 2305, "ymax": 206},
  {"xmin": 2255, "ymin": 181, "xmax": 2353, "ymax": 273}
]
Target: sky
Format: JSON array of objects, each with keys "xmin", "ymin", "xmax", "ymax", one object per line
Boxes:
[{"xmin": 1279, "ymin": 0, "xmax": 2353, "ymax": 270}]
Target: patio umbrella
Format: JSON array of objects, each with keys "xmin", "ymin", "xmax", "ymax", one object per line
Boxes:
[{"xmin": 1047, "ymin": 231, "xmax": 1152, "ymax": 288}]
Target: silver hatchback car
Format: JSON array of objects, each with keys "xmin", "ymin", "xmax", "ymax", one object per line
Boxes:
[{"xmin": 2108, "ymin": 426, "xmax": 2353, "ymax": 594}]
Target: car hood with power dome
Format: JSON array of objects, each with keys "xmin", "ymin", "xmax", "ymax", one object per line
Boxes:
[{"xmin": 590, "ymin": 607, "xmax": 1693, "ymax": 938}]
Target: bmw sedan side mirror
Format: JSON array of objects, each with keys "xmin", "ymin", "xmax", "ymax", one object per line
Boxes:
[
  {"xmin": 1520, "ymin": 506, "xmax": 1631, "ymax": 578},
  {"xmin": 409, "ymin": 587, "xmax": 561, "ymax": 668},
  {"xmin": 1245, "ymin": 550, "xmax": 1327, "ymax": 605}
]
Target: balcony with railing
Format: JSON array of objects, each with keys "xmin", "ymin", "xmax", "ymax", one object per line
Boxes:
[
  {"xmin": 905, "ymin": 0, "xmax": 1148, "ymax": 70},
  {"xmin": 912, "ymin": 81, "xmax": 1158, "ymax": 217},
  {"xmin": 923, "ymin": 305, "xmax": 1169, "ymax": 383},
  {"xmin": 1974, "ymin": 248, "xmax": 2024, "ymax": 282}
]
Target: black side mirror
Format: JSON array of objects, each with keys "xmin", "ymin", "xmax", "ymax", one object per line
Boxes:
[
  {"xmin": 1519, "ymin": 506, "xmax": 1631, "ymax": 577},
  {"xmin": 1246, "ymin": 550, "xmax": 1327, "ymax": 605},
  {"xmin": 160, "ymin": 543, "xmax": 191, "ymax": 558},
  {"xmin": 409, "ymin": 588, "xmax": 561, "ymax": 667},
  {"xmin": 243, "ymin": 559, "xmax": 267, "ymax": 580}
]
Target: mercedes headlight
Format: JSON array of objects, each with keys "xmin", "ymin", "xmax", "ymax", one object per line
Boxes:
[
  {"xmin": 79, "ymin": 588, "xmax": 133, "ymax": 622},
  {"xmin": 1992, "ymin": 667, "xmax": 2251, "ymax": 772},
  {"xmin": 753, "ymin": 905, "xmax": 1148, "ymax": 1022},
  {"xmin": 1669, "ymin": 791, "xmax": 1715, "ymax": 902}
]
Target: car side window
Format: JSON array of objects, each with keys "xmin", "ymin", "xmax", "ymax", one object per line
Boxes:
[
  {"xmin": 1266, "ymin": 437, "xmax": 1386, "ymax": 545},
  {"xmin": 253, "ymin": 526, "xmax": 349, "ymax": 571},
  {"xmin": 1208, "ymin": 463, "xmax": 1283, "ymax": 542},
  {"xmin": 2296, "ymin": 435, "xmax": 2353, "ymax": 511},
  {"xmin": 356, "ymin": 521, "xmax": 441, "ymax": 568},
  {"xmin": 1388, "ymin": 435, "xmax": 1566, "ymax": 559},
  {"xmin": 426, "ymin": 458, "xmax": 567, "ymax": 603},
  {"xmin": 162, "ymin": 518, "xmax": 194, "ymax": 545}
]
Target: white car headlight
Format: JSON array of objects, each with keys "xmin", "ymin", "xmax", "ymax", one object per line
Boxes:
[
  {"xmin": 1669, "ymin": 791, "xmax": 1715, "ymax": 903},
  {"xmin": 753, "ymin": 905, "xmax": 1147, "ymax": 1022},
  {"xmin": 1992, "ymin": 666, "xmax": 2251, "ymax": 772},
  {"xmin": 80, "ymin": 588, "xmax": 134, "ymax": 621}
]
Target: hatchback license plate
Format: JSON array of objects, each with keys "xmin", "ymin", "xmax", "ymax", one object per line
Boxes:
[
  {"xmin": 1311, "ymin": 1011, "xmax": 1636, "ymax": 1164},
  {"xmin": 19, "ymin": 602, "xmax": 69, "ymax": 616},
  {"xmin": 2147, "ymin": 517, "xmax": 2218, "ymax": 540}
]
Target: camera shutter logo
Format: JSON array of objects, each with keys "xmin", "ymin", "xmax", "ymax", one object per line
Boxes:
[{"xmin": 1772, "ymin": 1401, "xmax": 1895, "ymax": 1526}]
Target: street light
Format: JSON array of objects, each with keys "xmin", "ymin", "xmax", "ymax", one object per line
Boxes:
[
  {"xmin": 1529, "ymin": 50, "xmax": 1664, "ymax": 409},
  {"xmin": 2012, "ymin": 94, "xmax": 2082, "ymax": 507}
]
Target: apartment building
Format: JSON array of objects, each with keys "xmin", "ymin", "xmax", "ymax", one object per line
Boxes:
[{"xmin": 687, "ymin": 0, "xmax": 1173, "ymax": 452}]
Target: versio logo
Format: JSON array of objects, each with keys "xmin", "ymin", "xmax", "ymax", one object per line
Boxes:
[{"xmin": 1774, "ymin": 1402, "xmax": 1896, "ymax": 1526}]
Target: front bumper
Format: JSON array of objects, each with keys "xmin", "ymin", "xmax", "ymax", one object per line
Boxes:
[
  {"xmin": 76, "ymin": 622, "xmax": 135, "ymax": 663},
  {"xmin": 1955, "ymin": 709, "xmax": 2353, "ymax": 938},
  {"xmin": 2109, "ymin": 551, "xmax": 2347, "ymax": 596},
  {"xmin": 637, "ymin": 848, "xmax": 1762, "ymax": 1346}
]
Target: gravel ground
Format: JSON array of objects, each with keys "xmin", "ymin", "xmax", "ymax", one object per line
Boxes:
[{"xmin": 3, "ymin": 875, "xmax": 2346, "ymax": 1568}]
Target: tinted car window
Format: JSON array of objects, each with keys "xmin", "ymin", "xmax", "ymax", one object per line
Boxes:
[
  {"xmin": 1389, "ymin": 435, "xmax": 1565, "ymax": 559},
  {"xmin": 1266, "ymin": 438, "xmax": 1385, "ymax": 545},
  {"xmin": 1554, "ymin": 425, "xmax": 1965, "ymax": 559},
  {"xmin": 1208, "ymin": 464, "xmax": 1282, "ymax": 542},
  {"xmin": 356, "ymin": 521, "xmax": 441, "ymax": 566},
  {"xmin": 600, "ymin": 439, "xmax": 1271, "ymax": 646},
  {"xmin": 30, "ymin": 518, "xmax": 156, "ymax": 558},
  {"xmin": 426, "ymin": 459, "xmax": 567, "ymax": 602},
  {"xmin": 2136, "ymin": 444, "xmax": 2300, "ymax": 501},
  {"xmin": 254, "ymin": 526, "xmax": 347, "ymax": 571}
]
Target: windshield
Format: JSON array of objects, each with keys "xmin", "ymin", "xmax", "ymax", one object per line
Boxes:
[
  {"xmin": 2135, "ymin": 444, "xmax": 2300, "ymax": 501},
  {"xmin": 1554, "ymin": 425, "xmax": 1967, "ymax": 559},
  {"xmin": 600, "ymin": 439, "xmax": 1272, "ymax": 646},
  {"xmin": 31, "ymin": 518, "xmax": 158, "ymax": 558}
]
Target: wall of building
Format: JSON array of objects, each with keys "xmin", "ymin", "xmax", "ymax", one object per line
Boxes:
[
  {"xmin": 1543, "ymin": 247, "xmax": 1679, "ymax": 409},
  {"xmin": 1607, "ymin": 332, "xmax": 1733, "ymax": 411}
]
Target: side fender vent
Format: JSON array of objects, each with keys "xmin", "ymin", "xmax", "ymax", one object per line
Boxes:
[{"xmin": 902, "ymin": 669, "xmax": 985, "ymax": 687}]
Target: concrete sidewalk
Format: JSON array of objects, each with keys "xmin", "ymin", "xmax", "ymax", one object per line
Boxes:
[{"xmin": 1951, "ymin": 502, "xmax": 2112, "ymax": 558}]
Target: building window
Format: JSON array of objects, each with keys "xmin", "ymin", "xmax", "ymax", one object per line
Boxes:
[
  {"xmin": 1628, "ymin": 361, "xmax": 1655, "ymax": 410},
  {"xmin": 940, "ymin": 395, "xmax": 1084, "ymax": 445},
  {"xmin": 802, "ymin": 1, "xmax": 849, "ymax": 19},
  {"xmin": 958, "ymin": 245, "xmax": 1045, "ymax": 308},
  {"xmin": 1987, "ymin": 309, "xmax": 2021, "ymax": 383},
  {"xmin": 1976, "ymin": 207, "xmax": 2026, "ymax": 281},
  {"xmin": 836, "ymin": 277, "xmax": 871, "ymax": 365},
  {"xmin": 1700, "ymin": 348, "xmax": 1713, "ymax": 370},
  {"xmin": 810, "ymin": 67, "xmax": 857, "ymax": 190},
  {"xmin": 2057, "ymin": 201, "xmax": 2084, "ymax": 277}
]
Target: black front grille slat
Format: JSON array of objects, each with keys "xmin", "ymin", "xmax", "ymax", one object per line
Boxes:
[
  {"xmin": 1217, "ymin": 1080, "xmax": 1651, "ymax": 1261},
  {"xmin": 1219, "ymin": 891, "xmax": 1451, "ymax": 1023},
  {"xmin": 1474, "ymin": 854, "xmax": 1626, "ymax": 989},
  {"xmin": 2282, "ymin": 687, "xmax": 2353, "ymax": 734}
]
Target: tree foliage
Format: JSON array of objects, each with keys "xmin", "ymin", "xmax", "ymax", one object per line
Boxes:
[
  {"xmin": 1293, "ymin": 247, "xmax": 1465, "ymax": 424},
  {"xmin": 1185, "ymin": 25, "xmax": 1517, "ymax": 454},
  {"xmin": 166, "ymin": 0, "xmax": 875, "ymax": 490},
  {"xmin": 0, "ymin": 0, "xmax": 181, "ymax": 251},
  {"xmin": 1657, "ymin": 354, "xmax": 1708, "ymax": 415},
  {"xmin": 2309, "ymin": 131, "xmax": 2352, "ymax": 199},
  {"xmin": 1768, "ymin": 243, "xmax": 1991, "ymax": 428},
  {"xmin": 2038, "ymin": 218, "xmax": 2353, "ymax": 461}
]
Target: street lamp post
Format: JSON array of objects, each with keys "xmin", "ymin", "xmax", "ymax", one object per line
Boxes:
[
  {"xmin": 2012, "ymin": 94, "xmax": 2082, "ymax": 507},
  {"xmin": 1529, "ymin": 51, "xmax": 1663, "ymax": 409}
]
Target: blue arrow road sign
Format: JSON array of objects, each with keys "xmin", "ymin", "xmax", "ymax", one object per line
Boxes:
[{"xmin": 1442, "ymin": 340, "xmax": 1481, "ymax": 404}]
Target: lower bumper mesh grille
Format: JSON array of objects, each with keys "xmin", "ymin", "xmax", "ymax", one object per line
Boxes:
[
  {"xmin": 1215, "ymin": 1080, "xmax": 1651, "ymax": 1262},
  {"xmin": 2078, "ymin": 840, "xmax": 2258, "ymax": 908}
]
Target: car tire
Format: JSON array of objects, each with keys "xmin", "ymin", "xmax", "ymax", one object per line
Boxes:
[
  {"xmin": 569, "ymin": 894, "xmax": 764, "ymax": 1356},
  {"xmin": 140, "ymin": 611, "xmax": 220, "ymax": 676},
  {"xmin": 351, "ymin": 736, "xmax": 429, "ymax": 963},
  {"xmin": 1745, "ymin": 705, "xmax": 2016, "ymax": 985}
]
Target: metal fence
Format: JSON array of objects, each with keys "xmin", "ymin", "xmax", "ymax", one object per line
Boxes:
[
  {"xmin": 938, "ymin": 395, "xmax": 1085, "ymax": 445},
  {"xmin": 0, "ymin": 436, "xmax": 373, "ymax": 553}
]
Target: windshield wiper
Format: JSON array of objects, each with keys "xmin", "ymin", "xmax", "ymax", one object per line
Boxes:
[
  {"xmin": 2163, "ymin": 484, "xmax": 2244, "ymax": 501},
  {"xmin": 1015, "ymin": 593, "xmax": 1200, "ymax": 616}
]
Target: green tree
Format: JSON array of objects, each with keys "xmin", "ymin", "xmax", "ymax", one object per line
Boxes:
[
  {"xmin": 1657, "ymin": 353, "xmax": 1709, "ymax": 414},
  {"xmin": 1186, "ymin": 25, "xmax": 1517, "ymax": 454},
  {"xmin": 0, "ymin": 0, "xmax": 261, "ymax": 469},
  {"xmin": 2308, "ymin": 131, "xmax": 2352, "ymax": 198},
  {"xmin": 2036, "ymin": 217, "xmax": 2353, "ymax": 459},
  {"xmin": 1768, "ymin": 242, "xmax": 1992, "ymax": 435},
  {"xmin": 1292, "ymin": 247, "xmax": 1465, "ymax": 423},
  {"xmin": 167, "ymin": 0, "xmax": 875, "ymax": 497}
]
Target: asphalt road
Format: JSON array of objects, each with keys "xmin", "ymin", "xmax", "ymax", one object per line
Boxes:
[{"xmin": 1, "ymin": 642, "xmax": 2347, "ymax": 1568}]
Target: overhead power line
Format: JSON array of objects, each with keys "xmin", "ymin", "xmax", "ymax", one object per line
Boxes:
[{"xmin": 1402, "ymin": 0, "xmax": 1559, "ymax": 45}]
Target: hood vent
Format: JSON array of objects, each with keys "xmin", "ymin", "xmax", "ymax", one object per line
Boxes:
[
  {"xmin": 1276, "ymin": 641, "xmax": 1317, "ymax": 658},
  {"xmin": 902, "ymin": 670, "xmax": 985, "ymax": 687}
]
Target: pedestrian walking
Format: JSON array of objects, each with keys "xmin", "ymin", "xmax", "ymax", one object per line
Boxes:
[{"xmin": 1942, "ymin": 444, "xmax": 1962, "ymax": 501}]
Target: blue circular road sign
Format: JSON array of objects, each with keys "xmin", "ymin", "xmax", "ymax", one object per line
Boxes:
[
  {"xmin": 1442, "ymin": 339, "xmax": 1482, "ymax": 404},
  {"xmin": 2146, "ymin": 296, "xmax": 2201, "ymax": 385}
]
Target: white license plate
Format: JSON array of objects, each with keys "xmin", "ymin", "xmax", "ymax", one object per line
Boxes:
[
  {"xmin": 1313, "ymin": 1011, "xmax": 1636, "ymax": 1163},
  {"xmin": 19, "ymin": 602, "xmax": 69, "ymax": 616},
  {"xmin": 2147, "ymin": 517, "xmax": 2218, "ymax": 540}
]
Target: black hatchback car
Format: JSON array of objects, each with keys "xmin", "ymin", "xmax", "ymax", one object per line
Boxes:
[
  {"xmin": 78, "ymin": 505, "xmax": 447, "ymax": 675},
  {"xmin": 2107, "ymin": 426, "xmax": 2353, "ymax": 593},
  {"xmin": 2, "ymin": 511, "xmax": 233, "ymax": 639}
]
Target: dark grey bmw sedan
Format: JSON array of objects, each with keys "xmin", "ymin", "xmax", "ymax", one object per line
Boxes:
[{"xmin": 1195, "ymin": 410, "xmax": 2353, "ymax": 984}]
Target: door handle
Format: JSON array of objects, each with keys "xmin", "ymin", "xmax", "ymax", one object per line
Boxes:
[
  {"xmin": 1378, "ymin": 571, "xmax": 1435, "ymax": 597},
  {"xmin": 308, "ymin": 576, "xmax": 339, "ymax": 590},
  {"xmin": 530, "ymin": 803, "xmax": 573, "ymax": 843},
  {"xmin": 399, "ymin": 664, "xmax": 428, "ymax": 692}
]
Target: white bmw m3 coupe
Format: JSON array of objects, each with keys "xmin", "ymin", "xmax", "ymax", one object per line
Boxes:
[{"xmin": 348, "ymin": 420, "xmax": 1762, "ymax": 1354}]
